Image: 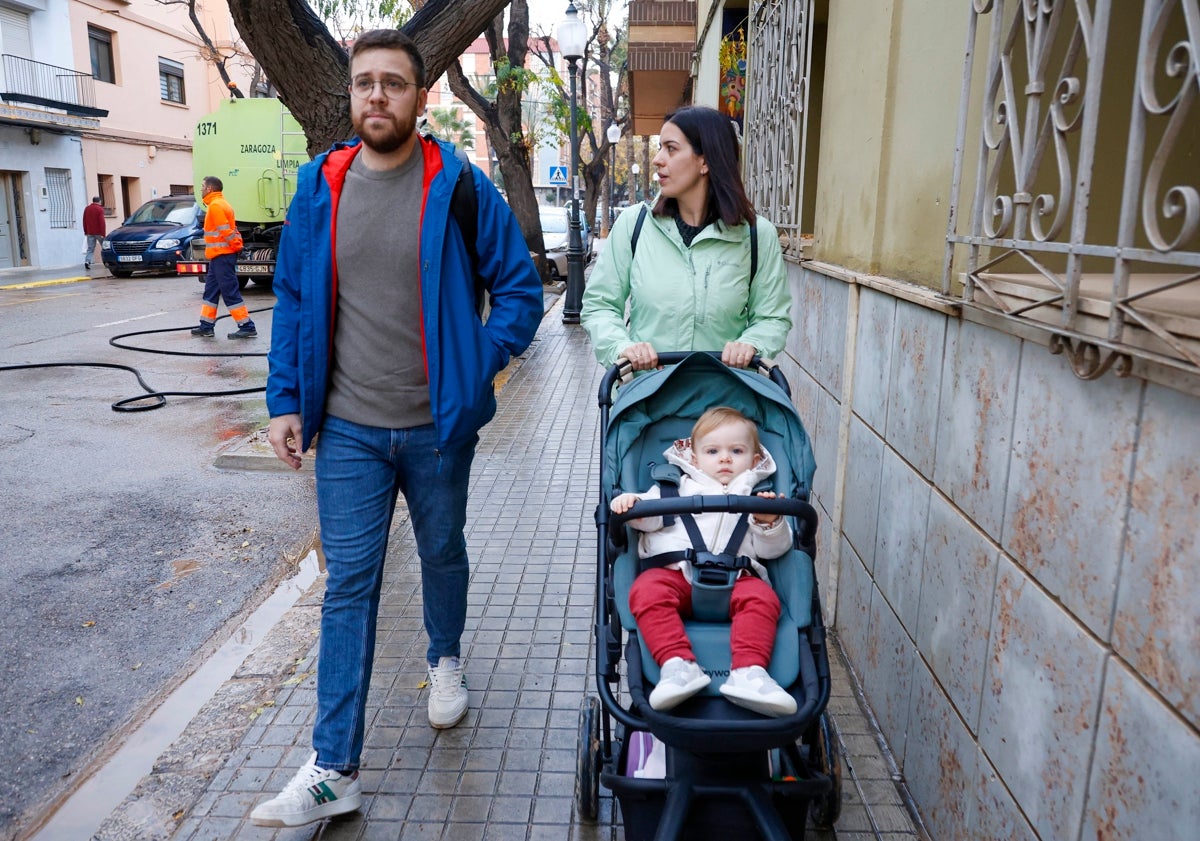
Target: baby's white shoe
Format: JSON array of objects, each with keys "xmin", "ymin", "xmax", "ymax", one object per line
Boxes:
[
  {"xmin": 720, "ymin": 665, "xmax": 797, "ymax": 717},
  {"xmin": 649, "ymin": 657, "xmax": 711, "ymax": 710}
]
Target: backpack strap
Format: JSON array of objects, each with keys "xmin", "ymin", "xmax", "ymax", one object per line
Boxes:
[
  {"xmin": 630, "ymin": 205, "xmax": 758, "ymax": 284},
  {"xmin": 629, "ymin": 204, "xmax": 649, "ymax": 260},
  {"xmin": 449, "ymin": 147, "xmax": 486, "ymax": 314}
]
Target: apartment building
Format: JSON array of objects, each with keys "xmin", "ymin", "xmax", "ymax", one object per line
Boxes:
[
  {"xmin": 0, "ymin": 0, "xmax": 102, "ymax": 269},
  {"xmin": 71, "ymin": 0, "xmax": 255, "ymax": 224}
]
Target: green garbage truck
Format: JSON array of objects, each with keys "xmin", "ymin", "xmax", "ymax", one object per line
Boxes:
[{"xmin": 176, "ymin": 97, "xmax": 307, "ymax": 287}]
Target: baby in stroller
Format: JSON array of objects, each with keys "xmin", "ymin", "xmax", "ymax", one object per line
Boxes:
[{"xmin": 611, "ymin": 406, "xmax": 798, "ymax": 717}]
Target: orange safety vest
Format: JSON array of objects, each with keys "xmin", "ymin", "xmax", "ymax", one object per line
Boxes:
[{"xmin": 202, "ymin": 191, "xmax": 244, "ymax": 259}]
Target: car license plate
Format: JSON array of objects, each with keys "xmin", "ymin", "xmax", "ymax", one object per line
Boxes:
[
  {"xmin": 118, "ymin": 255, "xmax": 143, "ymax": 262},
  {"xmin": 239, "ymin": 264, "xmax": 271, "ymax": 273}
]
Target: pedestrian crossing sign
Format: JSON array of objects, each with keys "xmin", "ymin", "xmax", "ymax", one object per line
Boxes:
[{"xmin": 548, "ymin": 166, "xmax": 568, "ymax": 185}]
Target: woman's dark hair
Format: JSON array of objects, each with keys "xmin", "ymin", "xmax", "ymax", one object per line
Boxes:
[
  {"xmin": 653, "ymin": 106, "xmax": 756, "ymax": 227},
  {"xmin": 349, "ymin": 29, "xmax": 427, "ymax": 89}
]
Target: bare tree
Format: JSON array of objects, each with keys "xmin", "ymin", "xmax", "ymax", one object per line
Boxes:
[
  {"xmin": 444, "ymin": 1, "xmax": 549, "ymax": 273},
  {"xmin": 225, "ymin": 0, "xmax": 512, "ymax": 155},
  {"xmin": 530, "ymin": 0, "xmax": 627, "ymax": 240}
]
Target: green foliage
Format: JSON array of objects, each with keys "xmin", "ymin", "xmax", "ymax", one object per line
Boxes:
[
  {"xmin": 313, "ymin": 0, "xmax": 413, "ymax": 39},
  {"xmin": 494, "ymin": 57, "xmax": 537, "ymax": 97},
  {"xmin": 428, "ymin": 105, "xmax": 475, "ymax": 150}
]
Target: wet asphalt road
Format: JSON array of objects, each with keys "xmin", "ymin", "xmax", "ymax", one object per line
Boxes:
[{"xmin": 0, "ymin": 270, "xmax": 316, "ymax": 839}]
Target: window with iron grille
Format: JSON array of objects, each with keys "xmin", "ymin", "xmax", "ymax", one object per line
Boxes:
[
  {"xmin": 44, "ymin": 168, "xmax": 74, "ymax": 229},
  {"xmin": 88, "ymin": 26, "xmax": 114, "ymax": 84},
  {"xmin": 943, "ymin": 1, "xmax": 1200, "ymax": 383},
  {"xmin": 159, "ymin": 58, "xmax": 185, "ymax": 104}
]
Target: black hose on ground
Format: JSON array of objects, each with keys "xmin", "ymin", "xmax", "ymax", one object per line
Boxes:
[{"xmin": 0, "ymin": 307, "xmax": 273, "ymax": 412}]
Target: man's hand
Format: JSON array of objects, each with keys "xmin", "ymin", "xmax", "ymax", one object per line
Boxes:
[{"xmin": 267, "ymin": 414, "xmax": 305, "ymax": 470}]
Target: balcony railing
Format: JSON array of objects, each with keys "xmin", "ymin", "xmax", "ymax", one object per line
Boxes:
[{"xmin": 1, "ymin": 54, "xmax": 107, "ymax": 118}]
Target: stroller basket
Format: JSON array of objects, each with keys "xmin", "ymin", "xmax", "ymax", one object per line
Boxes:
[{"xmin": 575, "ymin": 352, "xmax": 841, "ymax": 841}]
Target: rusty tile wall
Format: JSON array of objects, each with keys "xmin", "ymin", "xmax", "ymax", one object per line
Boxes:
[
  {"xmin": 902, "ymin": 660, "xmax": 978, "ymax": 841},
  {"xmin": 782, "ymin": 262, "xmax": 1199, "ymax": 841},
  {"xmin": 872, "ymin": 446, "xmax": 930, "ymax": 635},
  {"xmin": 1001, "ymin": 344, "xmax": 1141, "ymax": 638},
  {"xmin": 1112, "ymin": 383, "xmax": 1200, "ymax": 729},
  {"xmin": 966, "ymin": 749, "xmax": 1040, "ymax": 841},
  {"xmin": 933, "ymin": 318, "xmax": 1020, "ymax": 541},
  {"xmin": 842, "ymin": 415, "xmax": 884, "ymax": 570},
  {"xmin": 864, "ymin": 584, "xmax": 917, "ymax": 763},
  {"xmin": 834, "ymin": 534, "xmax": 872, "ymax": 670},
  {"xmin": 851, "ymin": 287, "xmax": 896, "ymax": 435},
  {"xmin": 816, "ymin": 277, "xmax": 849, "ymax": 401},
  {"xmin": 1082, "ymin": 659, "xmax": 1200, "ymax": 838},
  {"xmin": 884, "ymin": 302, "xmax": 946, "ymax": 478},
  {"xmin": 977, "ymin": 558, "xmax": 1106, "ymax": 840},
  {"xmin": 916, "ymin": 493, "xmax": 998, "ymax": 733}
]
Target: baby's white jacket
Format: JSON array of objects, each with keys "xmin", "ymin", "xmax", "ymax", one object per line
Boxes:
[{"xmin": 626, "ymin": 439, "xmax": 794, "ymax": 584}]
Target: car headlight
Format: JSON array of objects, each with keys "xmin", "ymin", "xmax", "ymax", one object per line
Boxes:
[
  {"xmin": 158, "ymin": 238, "xmax": 181, "ymax": 249},
  {"xmin": 101, "ymin": 240, "xmax": 112, "ymax": 251}
]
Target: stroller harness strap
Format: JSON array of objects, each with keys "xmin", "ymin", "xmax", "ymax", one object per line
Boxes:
[{"xmin": 640, "ymin": 479, "xmax": 755, "ymax": 622}]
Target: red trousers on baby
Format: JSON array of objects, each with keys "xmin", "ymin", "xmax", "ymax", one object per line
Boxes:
[{"xmin": 628, "ymin": 567, "xmax": 780, "ymax": 669}]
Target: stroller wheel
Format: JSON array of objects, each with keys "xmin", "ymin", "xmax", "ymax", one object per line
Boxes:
[
  {"xmin": 575, "ymin": 695, "xmax": 602, "ymax": 821},
  {"xmin": 808, "ymin": 712, "xmax": 842, "ymax": 828}
]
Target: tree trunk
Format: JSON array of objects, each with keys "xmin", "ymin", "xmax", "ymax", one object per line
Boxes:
[
  {"xmin": 227, "ymin": 0, "xmax": 510, "ymax": 156},
  {"xmin": 446, "ymin": 1, "xmax": 551, "ymax": 280}
]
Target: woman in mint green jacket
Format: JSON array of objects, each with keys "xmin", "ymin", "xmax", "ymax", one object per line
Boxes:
[{"xmin": 581, "ymin": 106, "xmax": 791, "ymax": 371}]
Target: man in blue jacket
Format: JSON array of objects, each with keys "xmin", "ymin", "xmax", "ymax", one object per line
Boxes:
[{"xmin": 254, "ymin": 29, "xmax": 541, "ymax": 828}]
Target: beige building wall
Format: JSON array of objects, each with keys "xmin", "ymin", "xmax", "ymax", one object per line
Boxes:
[
  {"xmin": 722, "ymin": 0, "xmax": 1200, "ymax": 838},
  {"xmin": 70, "ymin": 0, "xmax": 256, "ymax": 218}
]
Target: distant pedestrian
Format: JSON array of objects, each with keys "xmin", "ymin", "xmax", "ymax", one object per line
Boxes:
[
  {"xmin": 191, "ymin": 176, "xmax": 255, "ymax": 339},
  {"xmin": 82, "ymin": 196, "xmax": 105, "ymax": 270}
]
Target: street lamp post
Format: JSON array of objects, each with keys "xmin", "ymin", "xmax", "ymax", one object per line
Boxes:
[
  {"xmin": 631, "ymin": 162, "xmax": 641, "ymax": 203},
  {"xmin": 557, "ymin": 2, "xmax": 587, "ymax": 325},
  {"xmin": 605, "ymin": 121, "xmax": 620, "ymax": 237}
]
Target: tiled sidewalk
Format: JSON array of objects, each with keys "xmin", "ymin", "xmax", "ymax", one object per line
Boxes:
[{"xmin": 173, "ymin": 302, "xmax": 924, "ymax": 841}]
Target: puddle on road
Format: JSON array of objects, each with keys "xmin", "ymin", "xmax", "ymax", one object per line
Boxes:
[{"xmin": 29, "ymin": 550, "xmax": 322, "ymax": 841}]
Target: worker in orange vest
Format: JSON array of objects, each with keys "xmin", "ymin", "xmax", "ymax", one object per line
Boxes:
[{"xmin": 192, "ymin": 176, "xmax": 256, "ymax": 339}]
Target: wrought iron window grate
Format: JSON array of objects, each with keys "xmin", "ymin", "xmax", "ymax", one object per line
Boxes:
[
  {"xmin": 944, "ymin": 0, "xmax": 1200, "ymax": 381},
  {"xmin": 744, "ymin": 0, "xmax": 812, "ymax": 261}
]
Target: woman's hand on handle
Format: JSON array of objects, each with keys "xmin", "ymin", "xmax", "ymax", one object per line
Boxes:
[
  {"xmin": 621, "ymin": 342, "xmax": 660, "ymax": 371},
  {"xmin": 721, "ymin": 341, "xmax": 757, "ymax": 368}
]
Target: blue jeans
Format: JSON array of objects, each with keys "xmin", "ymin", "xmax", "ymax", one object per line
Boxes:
[{"xmin": 312, "ymin": 415, "xmax": 475, "ymax": 771}]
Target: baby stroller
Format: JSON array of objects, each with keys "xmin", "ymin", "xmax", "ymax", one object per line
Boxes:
[{"xmin": 575, "ymin": 351, "xmax": 841, "ymax": 841}]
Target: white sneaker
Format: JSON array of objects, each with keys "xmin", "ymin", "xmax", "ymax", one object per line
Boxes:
[
  {"xmin": 427, "ymin": 656, "xmax": 468, "ymax": 728},
  {"xmin": 249, "ymin": 752, "xmax": 361, "ymax": 827},
  {"xmin": 720, "ymin": 665, "xmax": 797, "ymax": 717},
  {"xmin": 648, "ymin": 657, "xmax": 711, "ymax": 711}
]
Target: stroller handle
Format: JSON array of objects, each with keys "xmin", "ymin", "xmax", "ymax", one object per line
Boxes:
[
  {"xmin": 608, "ymin": 494, "xmax": 818, "ymax": 546},
  {"xmin": 598, "ymin": 351, "xmax": 789, "ymax": 407}
]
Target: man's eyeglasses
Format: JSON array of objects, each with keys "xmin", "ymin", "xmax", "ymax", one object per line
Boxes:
[{"xmin": 349, "ymin": 77, "xmax": 415, "ymax": 99}]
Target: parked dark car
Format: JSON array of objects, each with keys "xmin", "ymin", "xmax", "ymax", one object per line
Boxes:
[{"xmin": 101, "ymin": 195, "xmax": 204, "ymax": 278}]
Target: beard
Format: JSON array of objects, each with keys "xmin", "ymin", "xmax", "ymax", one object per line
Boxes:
[{"xmin": 352, "ymin": 108, "xmax": 417, "ymax": 155}]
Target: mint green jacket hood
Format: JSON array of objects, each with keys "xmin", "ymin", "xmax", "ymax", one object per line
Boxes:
[{"xmin": 580, "ymin": 203, "xmax": 792, "ymax": 367}]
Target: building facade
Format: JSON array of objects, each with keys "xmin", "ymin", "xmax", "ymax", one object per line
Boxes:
[
  {"xmin": 71, "ymin": 0, "xmax": 255, "ymax": 225},
  {"xmin": 0, "ymin": 0, "xmax": 103, "ymax": 270},
  {"xmin": 630, "ymin": 1, "xmax": 1200, "ymax": 838}
]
